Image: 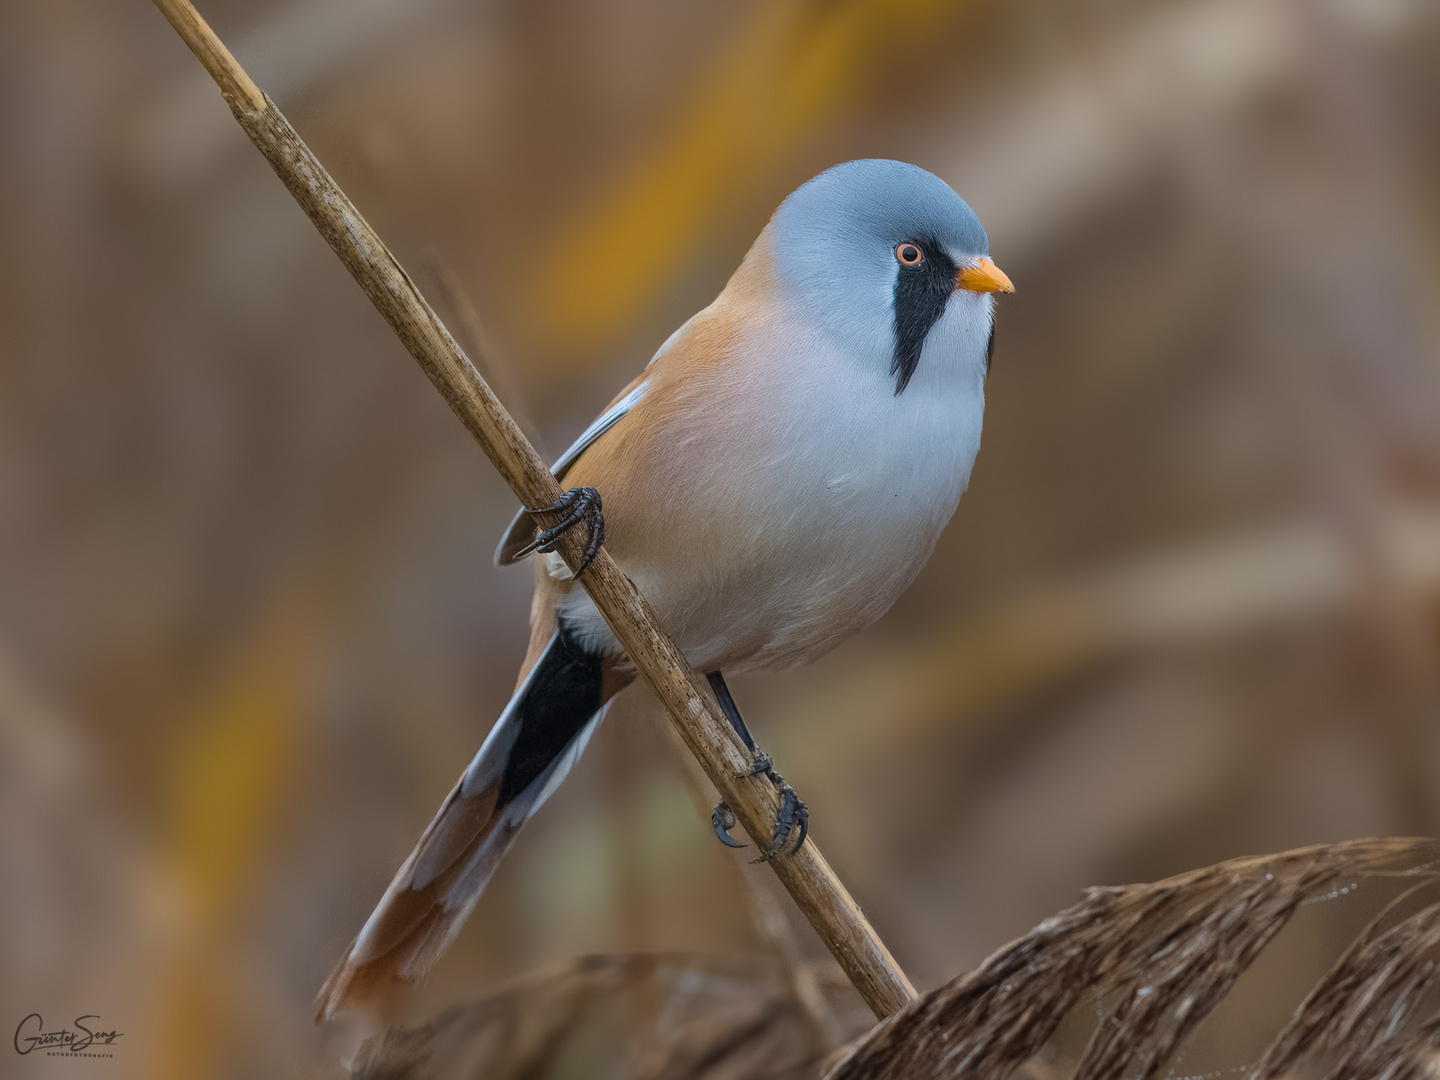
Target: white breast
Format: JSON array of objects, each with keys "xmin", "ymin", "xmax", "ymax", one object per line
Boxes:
[{"xmin": 557, "ymin": 292, "xmax": 990, "ymax": 673}]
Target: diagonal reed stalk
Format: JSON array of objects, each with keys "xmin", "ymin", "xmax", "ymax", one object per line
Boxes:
[{"xmin": 146, "ymin": 0, "xmax": 918, "ymax": 1021}]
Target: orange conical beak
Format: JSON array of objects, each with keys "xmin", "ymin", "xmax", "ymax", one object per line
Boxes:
[{"xmin": 956, "ymin": 257, "xmax": 1014, "ymax": 293}]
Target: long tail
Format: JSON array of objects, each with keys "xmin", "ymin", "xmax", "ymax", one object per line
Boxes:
[{"xmin": 317, "ymin": 627, "xmax": 625, "ymax": 1020}]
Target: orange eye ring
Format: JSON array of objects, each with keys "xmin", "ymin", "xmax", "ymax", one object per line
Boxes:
[{"xmin": 896, "ymin": 243, "xmax": 923, "ymax": 266}]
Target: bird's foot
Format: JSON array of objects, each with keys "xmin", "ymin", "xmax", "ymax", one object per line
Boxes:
[
  {"xmin": 517, "ymin": 487, "xmax": 605, "ymax": 577},
  {"xmin": 709, "ymin": 750, "xmax": 809, "ymax": 860}
]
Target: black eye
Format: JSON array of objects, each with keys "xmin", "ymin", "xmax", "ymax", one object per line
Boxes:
[{"xmin": 896, "ymin": 243, "xmax": 923, "ymax": 266}]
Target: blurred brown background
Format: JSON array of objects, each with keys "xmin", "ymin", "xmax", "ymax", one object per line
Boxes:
[{"xmin": 3, "ymin": 0, "xmax": 1440, "ymax": 1076}]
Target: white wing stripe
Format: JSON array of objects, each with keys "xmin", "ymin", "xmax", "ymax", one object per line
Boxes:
[
  {"xmin": 549, "ymin": 378, "xmax": 649, "ymax": 480},
  {"xmin": 492, "ymin": 378, "xmax": 650, "ymax": 567}
]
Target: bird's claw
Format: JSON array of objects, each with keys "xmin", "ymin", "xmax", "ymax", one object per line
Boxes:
[
  {"xmin": 517, "ymin": 486, "xmax": 605, "ymax": 577},
  {"xmin": 717, "ymin": 750, "xmax": 809, "ymax": 861},
  {"xmin": 705, "ymin": 673, "xmax": 808, "ymax": 860},
  {"xmin": 711, "ymin": 801, "xmax": 747, "ymax": 848},
  {"xmin": 755, "ymin": 783, "xmax": 809, "ymax": 862}
]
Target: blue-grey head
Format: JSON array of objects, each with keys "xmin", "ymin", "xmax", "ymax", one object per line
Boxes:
[{"xmin": 768, "ymin": 159, "xmax": 1012, "ymax": 395}]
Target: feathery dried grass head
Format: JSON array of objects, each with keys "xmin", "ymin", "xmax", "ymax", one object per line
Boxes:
[
  {"xmin": 1254, "ymin": 880, "xmax": 1440, "ymax": 1080},
  {"xmin": 829, "ymin": 838, "xmax": 1440, "ymax": 1080},
  {"xmin": 349, "ymin": 952, "xmax": 865, "ymax": 1080},
  {"xmin": 353, "ymin": 840, "xmax": 1440, "ymax": 1080}
]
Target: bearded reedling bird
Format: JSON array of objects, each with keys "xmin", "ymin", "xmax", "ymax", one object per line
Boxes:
[{"xmin": 317, "ymin": 159, "xmax": 1012, "ymax": 1018}]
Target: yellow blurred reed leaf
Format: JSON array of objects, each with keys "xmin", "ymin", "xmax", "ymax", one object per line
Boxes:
[
  {"xmin": 535, "ymin": 0, "xmax": 966, "ymax": 349},
  {"xmin": 155, "ymin": 600, "xmax": 318, "ymax": 1080},
  {"xmin": 167, "ymin": 605, "xmax": 313, "ymax": 913}
]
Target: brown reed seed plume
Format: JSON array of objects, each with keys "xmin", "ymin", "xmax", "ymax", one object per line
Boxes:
[
  {"xmin": 1255, "ymin": 880, "xmax": 1440, "ymax": 1080},
  {"xmin": 349, "ymin": 839, "xmax": 1440, "ymax": 1078},
  {"xmin": 829, "ymin": 838, "xmax": 1440, "ymax": 1080},
  {"xmin": 351, "ymin": 953, "xmax": 847, "ymax": 1080}
]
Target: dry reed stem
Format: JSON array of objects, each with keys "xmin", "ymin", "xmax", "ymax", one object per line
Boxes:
[
  {"xmin": 651, "ymin": 702, "xmax": 849, "ymax": 1053},
  {"xmin": 146, "ymin": 0, "xmax": 916, "ymax": 1020},
  {"xmin": 829, "ymin": 837, "xmax": 1440, "ymax": 1080}
]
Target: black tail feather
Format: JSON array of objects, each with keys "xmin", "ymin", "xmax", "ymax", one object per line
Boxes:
[{"xmin": 317, "ymin": 625, "xmax": 610, "ymax": 1020}]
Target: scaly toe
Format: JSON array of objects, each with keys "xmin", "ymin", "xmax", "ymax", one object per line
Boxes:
[
  {"xmin": 755, "ymin": 784, "xmax": 808, "ymax": 862},
  {"xmin": 744, "ymin": 749, "xmax": 774, "ymax": 778},
  {"xmin": 517, "ymin": 487, "xmax": 605, "ymax": 577}
]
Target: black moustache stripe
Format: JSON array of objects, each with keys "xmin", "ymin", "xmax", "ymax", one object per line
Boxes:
[{"xmin": 891, "ymin": 237, "xmax": 958, "ymax": 395}]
